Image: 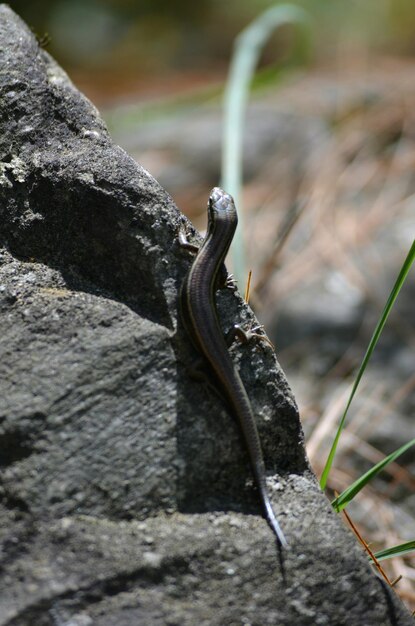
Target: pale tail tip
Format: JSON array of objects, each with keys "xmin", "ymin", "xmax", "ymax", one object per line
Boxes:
[
  {"xmin": 278, "ymin": 531, "xmax": 289, "ymax": 549},
  {"xmin": 269, "ymin": 517, "xmax": 288, "ymax": 548}
]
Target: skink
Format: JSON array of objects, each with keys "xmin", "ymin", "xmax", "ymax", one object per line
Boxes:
[{"xmin": 180, "ymin": 186, "xmax": 287, "ymax": 547}]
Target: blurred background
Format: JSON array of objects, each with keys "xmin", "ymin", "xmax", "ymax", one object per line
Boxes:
[{"xmin": 11, "ymin": 0, "xmax": 415, "ymax": 609}]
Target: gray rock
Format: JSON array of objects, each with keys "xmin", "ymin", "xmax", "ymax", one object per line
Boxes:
[{"xmin": 0, "ymin": 6, "xmax": 411, "ymax": 625}]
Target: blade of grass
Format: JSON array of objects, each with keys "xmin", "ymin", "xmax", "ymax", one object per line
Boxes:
[
  {"xmin": 332, "ymin": 438, "xmax": 415, "ymax": 512},
  {"xmin": 372, "ymin": 540, "xmax": 415, "ymax": 562},
  {"xmin": 221, "ymin": 4, "xmax": 311, "ymax": 284},
  {"xmin": 320, "ymin": 239, "xmax": 415, "ymax": 489}
]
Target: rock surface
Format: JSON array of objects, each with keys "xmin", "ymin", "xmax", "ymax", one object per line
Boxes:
[{"xmin": 0, "ymin": 6, "xmax": 412, "ymax": 625}]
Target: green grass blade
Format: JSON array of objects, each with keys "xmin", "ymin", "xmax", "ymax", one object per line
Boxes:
[
  {"xmin": 320, "ymin": 238, "xmax": 415, "ymax": 489},
  {"xmin": 221, "ymin": 4, "xmax": 311, "ymax": 284},
  {"xmin": 332, "ymin": 438, "xmax": 415, "ymax": 512},
  {"xmin": 372, "ymin": 540, "xmax": 415, "ymax": 562}
]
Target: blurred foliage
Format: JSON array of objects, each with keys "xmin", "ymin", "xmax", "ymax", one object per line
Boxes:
[{"xmin": 9, "ymin": 0, "xmax": 415, "ymax": 75}]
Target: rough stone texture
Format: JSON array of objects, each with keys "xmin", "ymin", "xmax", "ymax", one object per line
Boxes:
[{"xmin": 0, "ymin": 6, "xmax": 412, "ymax": 625}]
